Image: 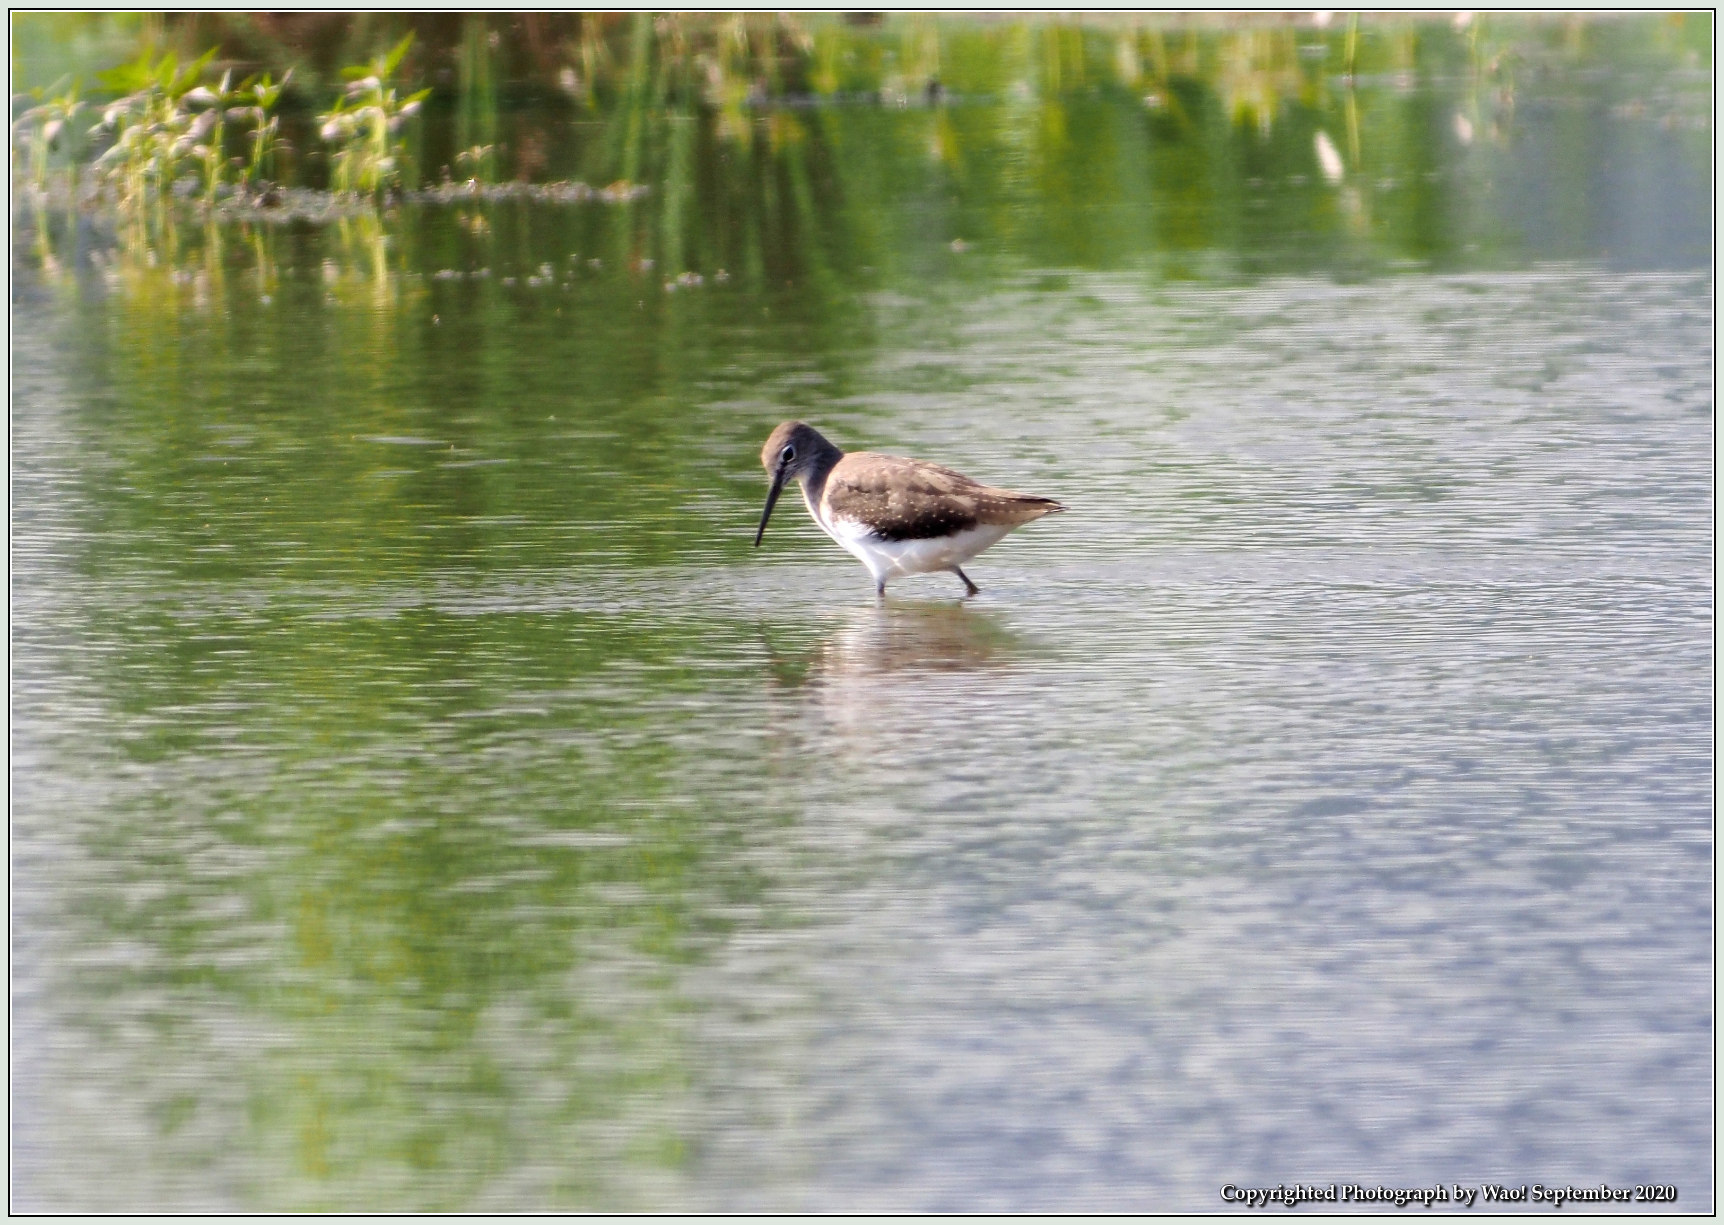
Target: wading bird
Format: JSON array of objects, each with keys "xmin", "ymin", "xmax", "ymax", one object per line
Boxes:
[{"xmin": 754, "ymin": 421, "xmax": 1064, "ymax": 597}]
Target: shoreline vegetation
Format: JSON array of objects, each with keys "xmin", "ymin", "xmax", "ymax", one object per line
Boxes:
[{"xmin": 11, "ymin": 12, "xmax": 1711, "ymax": 290}]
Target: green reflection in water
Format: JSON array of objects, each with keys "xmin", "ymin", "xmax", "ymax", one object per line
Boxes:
[
  {"xmin": 15, "ymin": 12, "xmax": 1712, "ymax": 284},
  {"xmin": 47, "ymin": 585, "xmax": 797, "ymax": 1206}
]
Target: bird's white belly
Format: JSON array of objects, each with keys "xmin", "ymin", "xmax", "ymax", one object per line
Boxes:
[{"xmin": 818, "ymin": 508, "xmax": 1011, "ymax": 580}]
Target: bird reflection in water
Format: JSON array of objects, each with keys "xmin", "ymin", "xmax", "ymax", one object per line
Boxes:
[
  {"xmin": 758, "ymin": 602, "xmax": 1034, "ymax": 766},
  {"xmin": 760, "ymin": 601, "xmax": 1029, "ymax": 689}
]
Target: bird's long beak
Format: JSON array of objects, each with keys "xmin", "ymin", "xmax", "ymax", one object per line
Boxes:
[{"xmin": 754, "ymin": 466, "xmax": 788, "ymax": 547}]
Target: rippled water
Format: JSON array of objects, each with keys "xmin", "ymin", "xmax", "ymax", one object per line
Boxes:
[{"xmin": 11, "ymin": 27, "xmax": 1714, "ymax": 1212}]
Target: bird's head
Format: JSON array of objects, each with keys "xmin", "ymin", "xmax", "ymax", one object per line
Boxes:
[{"xmin": 755, "ymin": 421, "xmax": 835, "ymax": 546}]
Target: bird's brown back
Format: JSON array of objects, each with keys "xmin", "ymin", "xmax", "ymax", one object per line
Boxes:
[{"xmin": 822, "ymin": 452, "xmax": 1064, "ymax": 542}]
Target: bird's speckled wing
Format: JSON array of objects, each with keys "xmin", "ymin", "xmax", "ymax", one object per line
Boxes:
[{"xmin": 822, "ymin": 452, "xmax": 1063, "ymax": 542}]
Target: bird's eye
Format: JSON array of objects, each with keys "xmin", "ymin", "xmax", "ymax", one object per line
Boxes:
[{"xmin": 780, "ymin": 445, "xmax": 796, "ymax": 464}]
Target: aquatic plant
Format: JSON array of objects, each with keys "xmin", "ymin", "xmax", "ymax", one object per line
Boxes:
[
  {"xmin": 317, "ymin": 33, "xmax": 429, "ymax": 197},
  {"xmin": 84, "ymin": 47, "xmax": 297, "ymax": 217},
  {"xmin": 10, "ymin": 77, "xmax": 87, "ymax": 197},
  {"xmin": 91, "ymin": 47, "xmax": 214, "ymax": 210},
  {"xmin": 454, "ymin": 15, "xmax": 499, "ymax": 183},
  {"xmin": 180, "ymin": 67, "xmax": 247, "ymax": 205},
  {"xmin": 452, "ymin": 144, "xmax": 497, "ymax": 182},
  {"xmin": 13, "ymin": 10, "xmax": 1709, "ymax": 295},
  {"xmin": 240, "ymin": 70, "xmax": 289, "ymax": 188}
]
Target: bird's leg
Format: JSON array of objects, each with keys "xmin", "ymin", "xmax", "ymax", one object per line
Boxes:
[
  {"xmin": 953, "ymin": 567, "xmax": 980, "ymax": 597},
  {"xmin": 876, "ymin": 578, "xmax": 887, "ymax": 600}
]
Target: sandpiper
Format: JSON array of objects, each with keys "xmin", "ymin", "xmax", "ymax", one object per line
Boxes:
[{"xmin": 753, "ymin": 421, "xmax": 1064, "ymax": 597}]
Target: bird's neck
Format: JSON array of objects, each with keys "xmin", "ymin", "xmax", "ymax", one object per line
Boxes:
[{"xmin": 797, "ymin": 441, "xmax": 844, "ymax": 505}]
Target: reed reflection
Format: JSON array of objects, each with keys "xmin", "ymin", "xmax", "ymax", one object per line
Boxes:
[{"xmin": 16, "ymin": 13, "xmax": 1710, "ymax": 293}]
